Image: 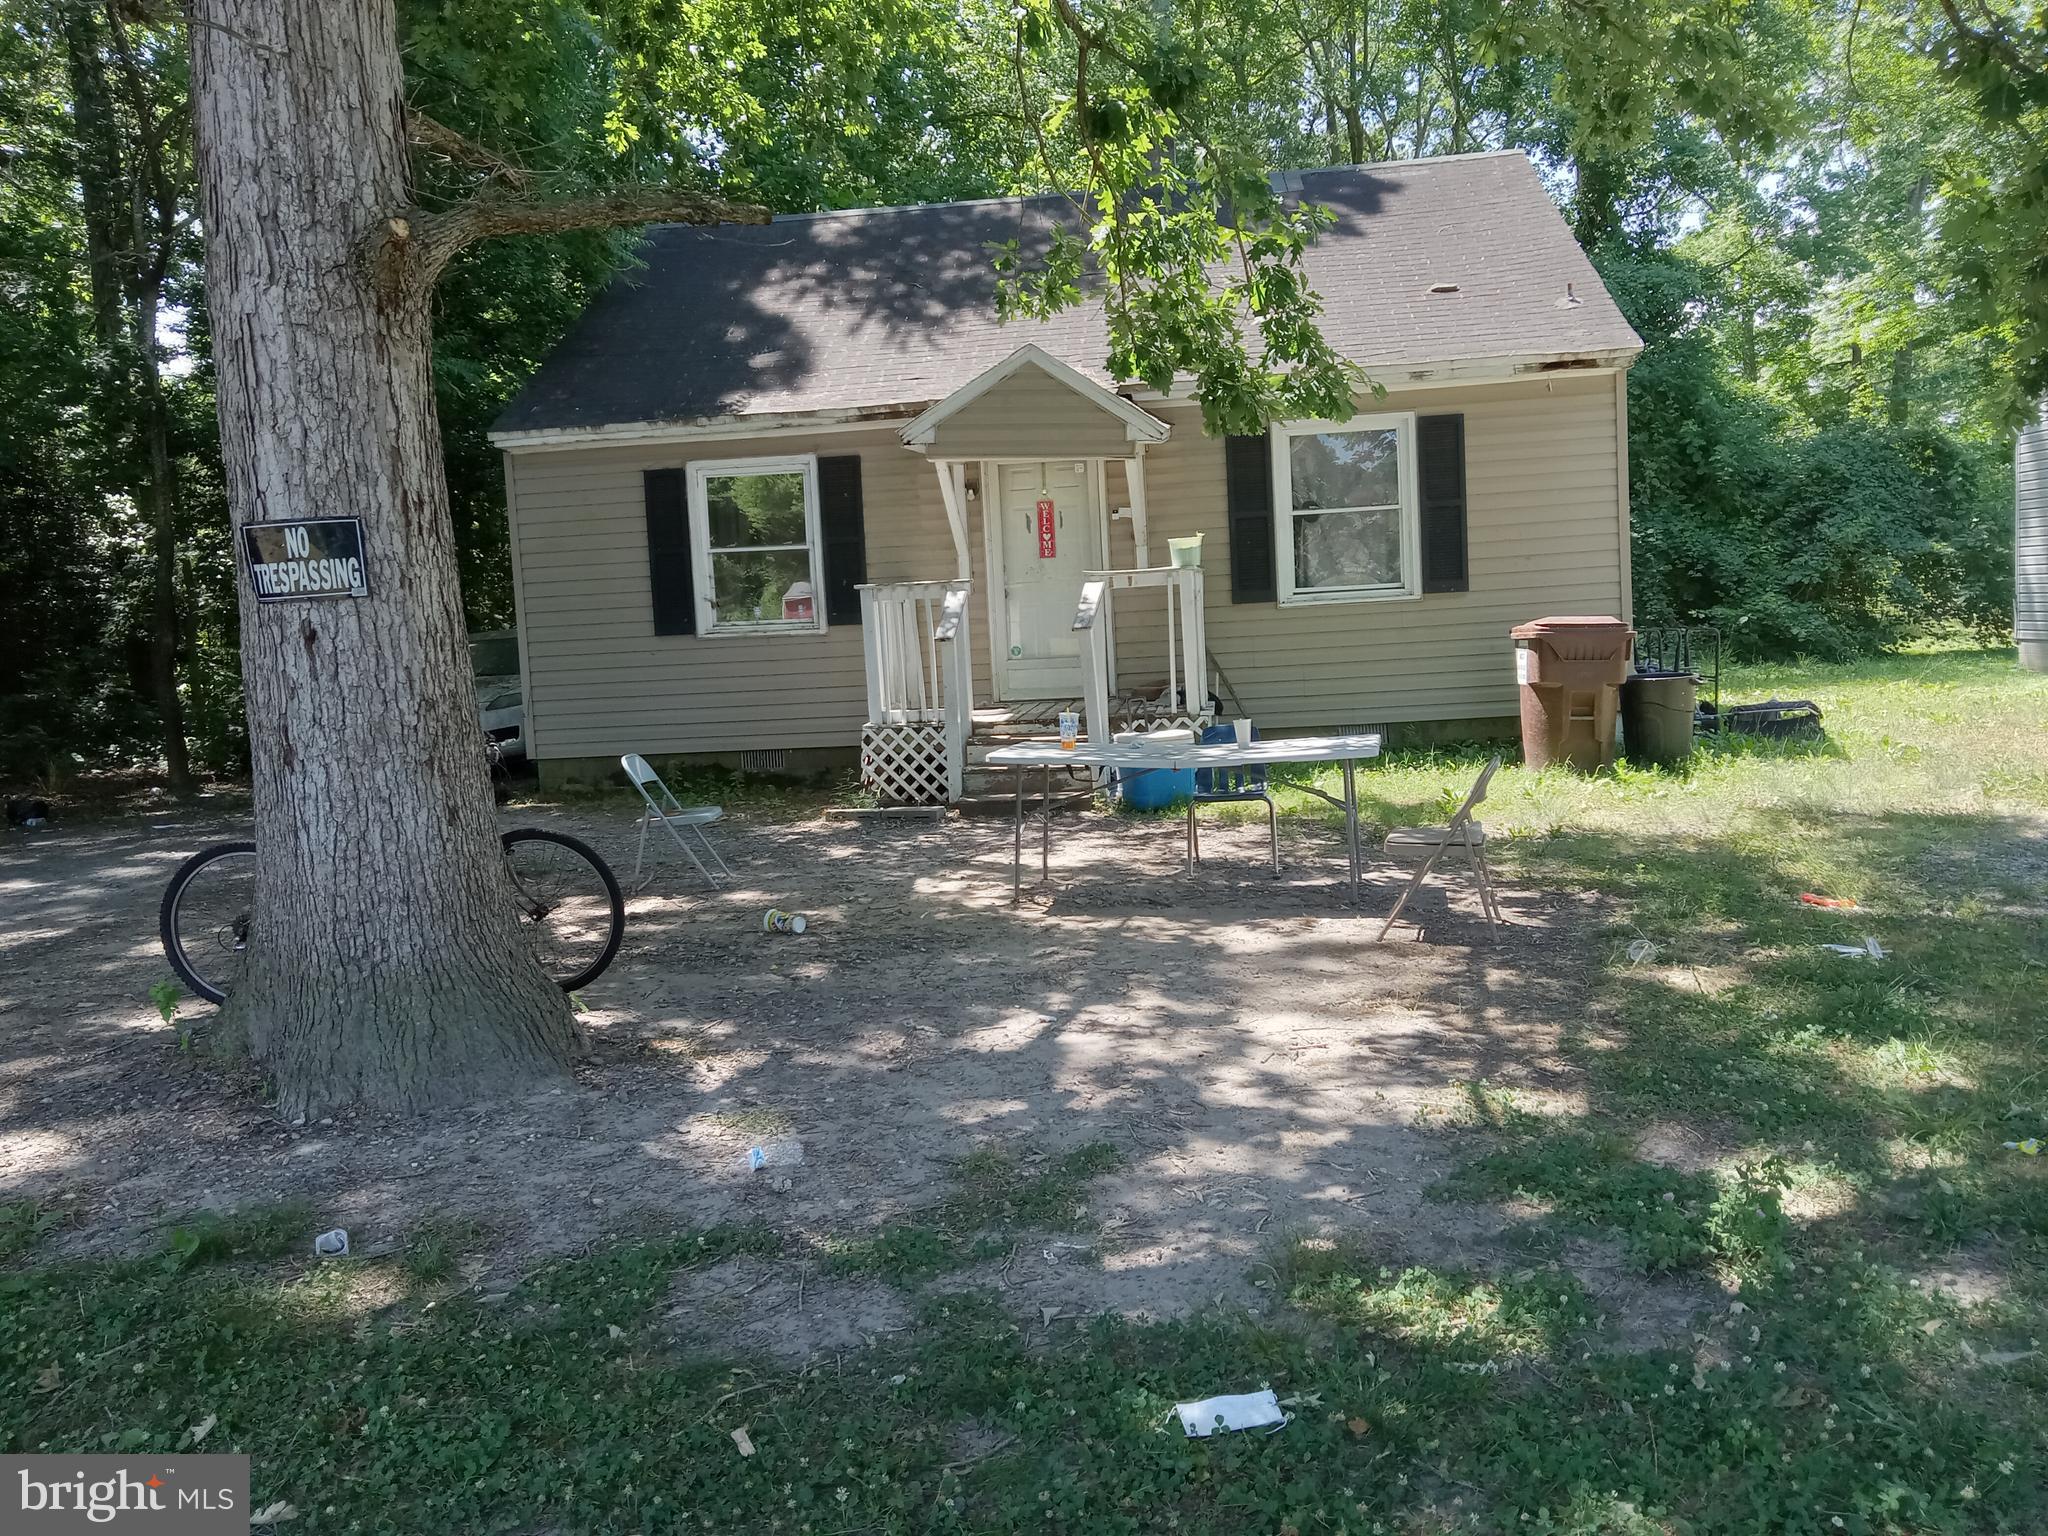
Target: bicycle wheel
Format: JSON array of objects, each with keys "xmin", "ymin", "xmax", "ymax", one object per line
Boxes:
[
  {"xmin": 159, "ymin": 842, "xmax": 257, "ymax": 1006},
  {"xmin": 500, "ymin": 829, "xmax": 625, "ymax": 991}
]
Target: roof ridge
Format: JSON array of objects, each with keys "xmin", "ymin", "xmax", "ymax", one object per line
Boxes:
[{"xmin": 676, "ymin": 148, "xmax": 1531, "ymax": 231}]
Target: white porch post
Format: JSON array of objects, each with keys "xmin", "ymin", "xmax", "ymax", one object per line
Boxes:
[
  {"xmin": 859, "ymin": 584, "xmax": 884, "ymax": 724},
  {"xmin": 1184, "ymin": 568, "xmax": 1208, "ymax": 715},
  {"xmin": 1124, "ymin": 449, "xmax": 1150, "ymax": 568},
  {"xmin": 934, "ymin": 459, "xmax": 971, "ymax": 581}
]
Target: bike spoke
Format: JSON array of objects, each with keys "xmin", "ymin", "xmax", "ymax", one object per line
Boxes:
[{"xmin": 501, "ymin": 835, "xmax": 618, "ymax": 989}]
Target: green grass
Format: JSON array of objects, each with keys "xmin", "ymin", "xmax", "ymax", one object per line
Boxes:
[
  {"xmin": 824, "ymin": 1141, "xmax": 1123, "ymax": 1282},
  {"xmin": 0, "ymin": 1200, "xmax": 58, "ymax": 1264},
  {"xmin": 4, "ymin": 647, "xmax": 2046, "ymax": 1531}
]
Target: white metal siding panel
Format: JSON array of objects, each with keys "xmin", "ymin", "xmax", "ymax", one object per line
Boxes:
[
  {"xmin": 509, "ymin": 429, "xmax": 952, "ymax": 759},
  {"xmin": 1110, "ymin": 374, "xmax": 1625, "ymax": 727},
  {"xmin": 2018, "ymin": 409, "xmax": 2048, "ymax": 643},
  {"xmin": 923, "ymin": 367, "xmax": 1136, "ymax": 458}
]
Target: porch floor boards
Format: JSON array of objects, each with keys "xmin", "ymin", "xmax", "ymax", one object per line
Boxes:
[{"xmin": 971, "ymin": 693, "xmax": 1182, "ymax": 733}]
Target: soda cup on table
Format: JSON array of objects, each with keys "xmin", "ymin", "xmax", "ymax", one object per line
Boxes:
[{"xmin": 1058, "ymin": 711, "xmax": 1080, "ymax": 750}]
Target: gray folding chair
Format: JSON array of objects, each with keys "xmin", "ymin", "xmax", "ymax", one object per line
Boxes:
[
  {"xmin": 621, "ymin": 753, "xmax": 731, "ymax": 891},
  {"xmin": 1377, "ymin": 756, "xmax": 1503, "ymax": 940}
]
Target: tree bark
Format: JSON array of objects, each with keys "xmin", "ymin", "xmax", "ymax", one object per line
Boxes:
[{"xmin": 189, "ymin": 0, "xmax": 580, "ymax": 1117}]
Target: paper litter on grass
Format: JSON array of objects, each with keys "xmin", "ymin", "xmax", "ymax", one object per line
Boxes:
[
  {"xmin": 1821, "ymin": 937, "xmax": 1886, "ymax": 960},
  {"xmin": 1174, "ymin": 1389, "xmax": 1288, "ymax": 1437}
]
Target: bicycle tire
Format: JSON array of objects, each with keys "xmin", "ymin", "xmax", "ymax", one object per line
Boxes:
[
  {"xmin": 158, "ymin": 841, "xmax": 257, "ymax": 1007},
  {"xmin": 499, "ymin": 828, "xmax": 626, "ymax": 991}
]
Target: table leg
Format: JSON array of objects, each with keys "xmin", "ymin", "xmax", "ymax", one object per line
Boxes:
[
  {"xmin": 1342, "ymin": 757, "xmax": 1361, "ymax": 901},
  {"xmin": 1041, "ymin": 765, "xmax": 1052, "ymax": 886},
  {"xmin": 1011, "ymin": 767, "xmax": 1023, "ymax": 904}
]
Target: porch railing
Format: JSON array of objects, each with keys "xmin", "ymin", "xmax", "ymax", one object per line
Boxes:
[
  {"xmin": 1072, "ymin": 565, "xmax": 1208, "ymax": 746},
  {"xmin": 858, "ymin": 579, "xmax": 973, "ymax": 801}
]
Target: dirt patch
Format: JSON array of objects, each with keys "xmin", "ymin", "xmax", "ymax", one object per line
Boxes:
[
  {"xmin": 0, "ymin": 795, "xmax": 1669, "ymax": 1340},
  {"xmin": 667, "ymin": 1255, "xmax": 913, "ymax": 1363}
]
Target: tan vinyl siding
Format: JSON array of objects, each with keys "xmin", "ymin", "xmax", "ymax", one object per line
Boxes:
[
  {"xmin": 1106, "ymin": 373, "xmax": 1627, "ymax": 728},
  {"xmin": 922, "ymin": 367, "xmax": 1137, "ymax": 458},
  {"xmin": 507, "ymin": 427, "xmax": 956, "ymax": 760},
  {"xmin": 506, "ymin": 371, "xmax": 1629, "ymax": 758}
]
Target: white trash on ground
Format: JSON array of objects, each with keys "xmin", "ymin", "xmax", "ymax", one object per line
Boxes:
[
  {"xmin": 1173, "ymin": 1388, "xmax": 1288, "ymax": 1437},
  {"xmin": 745, "ymin": 1139, "xmax": 805, "ymax": 1172},
  {"xmin": 312, "ymin": 1228, "xmax": 349, "ymax": 1257},
  {"xmin": 1820, "ymin": 937, "xmax": 1886, "ymax": 960}
]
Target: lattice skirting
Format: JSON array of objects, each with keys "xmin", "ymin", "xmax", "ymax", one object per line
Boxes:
[{"xmin": 862, "ymin": 722, "xmax": 953, "ymax": 805}]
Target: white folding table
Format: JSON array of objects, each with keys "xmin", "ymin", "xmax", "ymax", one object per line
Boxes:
[{"xmin": 983, "ymin": 733, "xmax": 1385, "ymax": 902}]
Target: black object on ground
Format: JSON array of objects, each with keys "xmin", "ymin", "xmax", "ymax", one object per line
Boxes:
[{"xmin": 1697, "ymin": 698, "xmax": 1825, "ymax": 740}]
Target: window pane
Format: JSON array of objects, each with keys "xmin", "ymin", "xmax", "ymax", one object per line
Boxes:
[
  {"xmin": 1289, "ymin": 428, "xmax": 1399, "ymax": 511},
  {"xmin": 705, "ymin": 471, "xmax": 807, "ymax": 548},
  {"xmin": 711, "ymin": 549, "xmax": 815, "ymax": 625},
  {"xmin": 1292, "ymin": 507, "xmax": 1401, "ymax": 590}
]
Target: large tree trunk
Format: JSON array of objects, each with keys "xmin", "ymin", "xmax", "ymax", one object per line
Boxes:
[{"xmin": 189, "ymin": 0, "xmax": 577, "ymax": 1117}]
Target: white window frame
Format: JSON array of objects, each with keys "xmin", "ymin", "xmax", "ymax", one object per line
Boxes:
[
  {"xmin": 686, "ymin": 454, "xmax": 828, "ymax": 637},
  {"xmin": 1270, "ymin": 411, "xmax": 1422, "ymax": 605}
]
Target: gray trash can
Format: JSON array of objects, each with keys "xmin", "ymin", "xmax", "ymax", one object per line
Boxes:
[{"xmin": 1621, "ymin": 671, "xmax": 1698, "ymax": 767}]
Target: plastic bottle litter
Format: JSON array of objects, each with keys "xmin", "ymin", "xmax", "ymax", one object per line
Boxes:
[
  {"xmin": 761, "ymin": 908, "xmax": 808, "ymax": 935},
  {"xmin": 312, "ymin": 1228, "xmax": 350, "ymax": 1257},
  {"xmin": 745, "ymin": 1139, "xmax": 805, "ymax": 1172},
  {"xmin": 1820, "ymin": 936, "xmax": 1886, "ymax": 960}
]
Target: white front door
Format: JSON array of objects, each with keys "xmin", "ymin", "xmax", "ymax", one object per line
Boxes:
[{"xmin": 994, "ymin": 461, "xmax": 1099, "ymax": 699}]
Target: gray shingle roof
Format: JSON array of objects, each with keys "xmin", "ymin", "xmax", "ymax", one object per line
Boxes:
[{"xmin": 492, "ymin": 150, "xmax": 1640, "ymax": 437}]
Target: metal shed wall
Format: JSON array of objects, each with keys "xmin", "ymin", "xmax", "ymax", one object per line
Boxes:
[{"xmin": 2020, "ymin": 405, "xmax": 2048, "ymax": 671}]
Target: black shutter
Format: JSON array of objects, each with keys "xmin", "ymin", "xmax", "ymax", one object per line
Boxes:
[
  {"xmin": 817, "ymin": 454, "xmax": 867, "ymax": 625},
  {"xmin": 1224, "ymin": 434, "xmax": 1276, "ymax": 603},
  {"xmin": 643, "ymin": 468, "xmax": 695, "ymax": 635},
  {"xmin": 1417, "ymin": 412, "xmax": 1468, "ymax": 594}
]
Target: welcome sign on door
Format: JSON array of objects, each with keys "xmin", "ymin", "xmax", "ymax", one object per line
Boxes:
[{"xmin": 1036, "ymin": 497, "xmax": 1057, "ymax": 559}]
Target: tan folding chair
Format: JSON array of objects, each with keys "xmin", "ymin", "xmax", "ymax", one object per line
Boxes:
[
  {"xmin": 622, "ymin": 753, "xmax": 730, "ymax": 891},
  {"xmin": 1377, "ymin": 756, "xmax": 1504, "ymax": 940}
]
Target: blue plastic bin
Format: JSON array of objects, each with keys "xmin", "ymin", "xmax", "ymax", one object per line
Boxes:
[{"xmin": 1114, "ymin": 760, "xmax": 1195, "ymax": 809}]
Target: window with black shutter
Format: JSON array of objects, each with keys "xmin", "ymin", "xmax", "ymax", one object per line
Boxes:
[
  {"xmin": 816, "ymin": 454, "xmax": 867, "ymax": 625},
  {"xmin": 1416, "ymin": 413, "xmax": 1469, "ymax": 593},
  {"xmin": 643, "ymin": 467, "xmax": 695, "ymax": 635},
  {"xmin": 1224, "ymin": 435, "xmax": 1276, "ymax": 603}
]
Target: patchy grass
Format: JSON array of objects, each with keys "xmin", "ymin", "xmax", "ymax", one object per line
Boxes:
[
  {"xmin": 1435, "ymin": 1130, "xmax": 1793, "ymax": 1278},
  {"xmin": 3, "ymin": 1220, "xmax": 2038, "ymax": 1533},
  {"xmin": 0, "ymin": 1200, "xmax": 58, "ymax": 1265},
  {"xmin": 825, "ymin": 1141, "xmax": 1123, "ymax": 1282},
  {"xmin": 158, "ymin": 1199, "xmax": 315, "ymax": 1272},
  {"xmin": 5, "ymin": 648, "xmax": 2046, "ymax": 1531}
]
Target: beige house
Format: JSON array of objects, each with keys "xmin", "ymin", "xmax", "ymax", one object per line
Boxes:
[{"xmin": 491, "ymin": 150, "xmax": 1642, "ymax": 797}]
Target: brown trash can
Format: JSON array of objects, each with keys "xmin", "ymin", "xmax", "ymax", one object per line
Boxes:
[{"xmin": 1511, "ymin": 615, "xmax": 1634, "ymax": 772}]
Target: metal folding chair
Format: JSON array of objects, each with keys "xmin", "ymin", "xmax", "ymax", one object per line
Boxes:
[
  {"xmin": 1187, "ymin": 723, "xmax": 1278, "ymax": 874},
  {"xmin": 621, "ymin": 753, "xmax": 731, "ymax": 891},
  {"xmin": 1377, "ymin": 756, "xmax": 1504, "ymax": 940}
]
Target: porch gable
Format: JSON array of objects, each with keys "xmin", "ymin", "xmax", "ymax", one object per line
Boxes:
[{"xmin": 899, "ymin": 344, "xmax": 1169, "ymax": 459}]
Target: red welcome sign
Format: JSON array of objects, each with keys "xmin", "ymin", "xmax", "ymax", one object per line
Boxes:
[{"xmin": 1036, "ymin": 498, "xmax": 1057, "ymax": 559}]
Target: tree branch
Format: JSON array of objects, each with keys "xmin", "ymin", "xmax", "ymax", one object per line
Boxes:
[
  {"xmin": 406, "ymin": 107, "xmax": 532, "ymax": 192},
  {"xmin": 367, "ymin": 183, "xmax": 771, "ymax": 295},
  {"xmin": 1938, "ymin": 0, "xmax": 2045, "ymax": 87}
]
